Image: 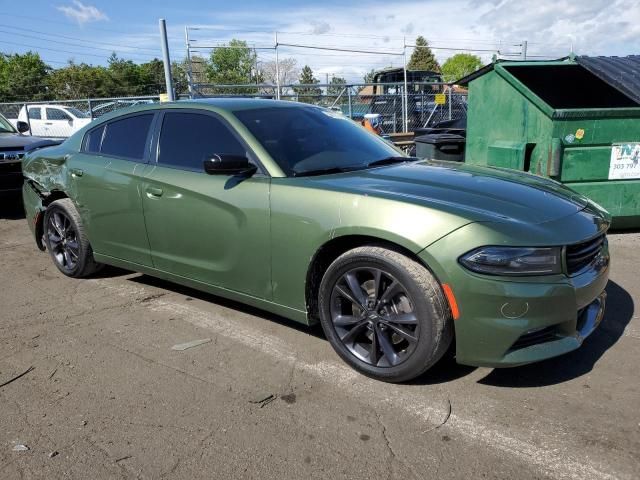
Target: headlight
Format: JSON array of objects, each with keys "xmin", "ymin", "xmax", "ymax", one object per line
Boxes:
[{"xmin": 459, "ymin": 246, "xmax": 562, "ymax": 276}]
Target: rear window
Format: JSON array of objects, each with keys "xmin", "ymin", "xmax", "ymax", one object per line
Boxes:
[
  {"xmin": 100, "ymin": 114, "xmax": 153, "ymax": 161},
  {"xmin": 84, "ymin": 125, "xmax": 105, "ymax": 153}
]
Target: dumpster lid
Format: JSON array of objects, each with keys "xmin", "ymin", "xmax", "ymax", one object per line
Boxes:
[
  {"xmin": 415, "ymin": 133, "xmax": 465, "ymax": 145},
  {"xmin": 575, "ymin": 55, "xmax": 640, "ymax": 105}
]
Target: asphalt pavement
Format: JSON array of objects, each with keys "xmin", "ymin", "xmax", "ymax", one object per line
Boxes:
[{"xmin": 1, "ymin": 197, "xmax": 638, "ymax": 480}]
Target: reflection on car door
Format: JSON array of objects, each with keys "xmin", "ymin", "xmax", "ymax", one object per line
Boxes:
[
  {"xmin": 141, "ymin": 109, "xmax": 271, "ymax": 299},
  {"xmin": 69, "ymin": 113, "xmax": 156, "ymax": 266}
]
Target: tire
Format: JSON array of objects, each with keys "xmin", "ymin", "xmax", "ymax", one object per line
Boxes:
[
  {"xmin": 43, "ymin": 198, "xmax": 102, "ymax": 278},
  {"xmin": 318, "ymin": 246, "xmax": 453, "ymax": 383}
]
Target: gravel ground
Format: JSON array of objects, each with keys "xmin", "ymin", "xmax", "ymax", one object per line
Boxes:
[{"xmin": 0, "ymin": 197, "xmax": 638, "ymax": 480}]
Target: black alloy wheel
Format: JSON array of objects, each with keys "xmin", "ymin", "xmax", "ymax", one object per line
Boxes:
[{"xmin": 330, "ymin": 267, "xmax": 419, "ymax": 367}]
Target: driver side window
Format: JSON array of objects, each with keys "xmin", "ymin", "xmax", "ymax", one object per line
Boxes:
[
  {"xmin": 46, "ymin": 108, "xmax": 71, "ymax": 121},
  {"xmin": 157, "ymin": 112, "xmax": 248, "ymax": 172}
]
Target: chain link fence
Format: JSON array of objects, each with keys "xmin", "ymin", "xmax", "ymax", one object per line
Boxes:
[
  {"xmin": 0, "ymin": 95, "xmax": 160, "ymax": 138},
  {"xmin": 0, "ymin": 84, "xmax": 466, "ymax": 138},
  {"xmin": 192, "ymin": 82, "xmax": 467, "ymax": 134}
]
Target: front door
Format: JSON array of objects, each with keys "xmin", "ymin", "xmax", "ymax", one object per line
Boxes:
[
  {"xmin": 141, "ymin": 110, "xmax": 271, "ymax": 299},
  {"xmin": 69, "ymin": 113, "xmax": 156, "ymax": 266},
  {"xmin": 25, "ymin": 106, "xmax": 45, "ymax": 136},
  {"xmin": 45, "ymin": 107, "xmax": 74, "ymax": 138}
]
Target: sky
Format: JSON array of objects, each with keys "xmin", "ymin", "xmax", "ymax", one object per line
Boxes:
[{"xmin": 1, "ymin": 0, "xmax": 639, "ymax": 83}]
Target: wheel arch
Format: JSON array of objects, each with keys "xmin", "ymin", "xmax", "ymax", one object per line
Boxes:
[
  {"xmin": 35, "ymin": 190, "xmax": 70, "ymax": 250},
  {"xmin": 305, "ymin": 234, "xmax": 447, "ymax": 323}
]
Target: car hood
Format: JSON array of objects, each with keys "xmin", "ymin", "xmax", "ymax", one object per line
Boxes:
[
  {"xmin": 307, "ymin": 160, "xmax": 590, "ymax": 225},
  {"xmin": 0, "ymin": 133, "xmax": 63, "ymax": 150}
]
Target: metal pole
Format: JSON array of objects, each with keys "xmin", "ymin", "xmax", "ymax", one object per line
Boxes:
[
  {"xmin": 448, "ymin": 86, "xmax": 452, "ymax": 120},
  {"xmin": 185, "ymin": 26, "xmax": 194, "ymax": 99},
  {"xmin": 521, "ymin": 40, "xmax": 528, "ymax": 60},
  {"xmin": 347, "ymin": 87, "xmax": 353, "ymax": 119},
  {"xmin": 274, "ymin": 32, "xmax": 281, "ymax": 100},
  {"xmin": 24, "ymin": 103, "xmax": 32, "ymax": 136},
  {"xmin": 402, "ymin": 37, "xmax": 409, "ymax": 133},
  {"xmin": 159, "ymin": 18, "xmax": 175, "ymax": 101},
  {"xmin": 88, "ymin": 99, "xmax": 94, "ymax": 121}
]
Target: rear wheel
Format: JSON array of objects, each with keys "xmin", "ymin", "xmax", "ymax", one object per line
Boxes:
[
  {"xmin": 43, "ymin": 198, "xmax": 102, "ymax": 278},
  {"xmin": 318, "ymin": 246, "xmax": 452, "ymax": 383}
]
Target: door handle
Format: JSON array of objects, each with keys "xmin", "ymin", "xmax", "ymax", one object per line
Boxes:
[
  {"xmin": 146, "ymin": 187, "xmax": 163, "ymax": 197},
  {"xmin": 70, "ymin": 168, "xmax": 83, "ymax": 177},
  {"xmin": 44, "ymin": 122, "xmax": 53, "ymax": 125}
]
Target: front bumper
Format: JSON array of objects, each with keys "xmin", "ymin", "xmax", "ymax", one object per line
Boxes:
[{"xmin": 419, "ymin": 220, "xmax": 610, "ymax": 368}]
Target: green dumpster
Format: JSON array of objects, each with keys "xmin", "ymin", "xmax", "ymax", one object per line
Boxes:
[{"xmin": 461, "ymin": 55, "xmax": 640, "ymax": 228}]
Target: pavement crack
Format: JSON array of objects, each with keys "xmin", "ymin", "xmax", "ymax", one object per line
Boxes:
[
  {"xmin": 376, "ymin": 411, "xmax": 396, "ymax": 480},
  {"xmin": 423, "ymin": 398, "xmax": 452, "ymax": 434}
]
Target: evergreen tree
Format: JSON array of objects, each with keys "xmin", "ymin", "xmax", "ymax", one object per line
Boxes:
[
  {"xmin": 295, "ymin": 65, "xmax": 321, "ymax": 103},
  {"xmin": 407, "ymin": 36, "xmax": 440, "ymax": 72}
]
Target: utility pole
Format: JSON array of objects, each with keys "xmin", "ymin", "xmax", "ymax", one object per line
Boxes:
[
  {"xmin": 159, "ymin": 19, "xmax": 174, "ymax": 101},
  {"xmin": 402, "ymin": 36, "xmax": 409, "ymax": 133},
  {"xmin": 274, "ymin": 31, "xmax": 281, "ymax": 100},
  {"xmin": 184, "ymin": 26, "xmax": 194, "ymax": 98},
  {"xmin": 521, "ymin": 40, "xmax": 528, "ymax": 60}
]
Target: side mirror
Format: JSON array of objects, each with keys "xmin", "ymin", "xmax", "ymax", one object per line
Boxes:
[
  {"xmin": 203, "ymin": 154, "xmax": 255, "ymax": 175},
  {"xmin": 16, "ymin": 121, "xmax": 30, "ymax": 133}
]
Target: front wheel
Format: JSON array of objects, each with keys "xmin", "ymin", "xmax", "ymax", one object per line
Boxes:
[
  {"xmin": 43, "ymin": 198, "xmax": 102, "ymax": 278},
  {"xmin": 318, "ymin": 246, "xmax": 453, "ymax": 383}
]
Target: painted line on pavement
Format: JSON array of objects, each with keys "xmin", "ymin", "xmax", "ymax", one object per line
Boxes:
[{"xmin": 94, "ymin": 278, "xmax": 625, "ymax": 480}]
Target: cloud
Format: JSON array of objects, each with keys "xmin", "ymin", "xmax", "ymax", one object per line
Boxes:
[
  {"xmin": 185, "ymin": 0, "xmax": 640, "ymax": 82},
  {"xmin": 401, "ymin": 22, "xmax": 414, "ymax": 34},
  {"xmin": 57, "ymin": 1, "xmax": 108, "ymax": 25},
  {"xmin": 309, "ymin": 20, "xmax": 332, "ymax": 34}
]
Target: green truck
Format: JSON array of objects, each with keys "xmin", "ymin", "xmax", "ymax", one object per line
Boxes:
[{"xmin": 458, "ymin": 55, "xmax": 640, "ymax": 228}]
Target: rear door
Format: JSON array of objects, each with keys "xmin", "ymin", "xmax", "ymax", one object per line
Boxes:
[
  {"xmin": 69, "ymin": 112, "xmax": 157, "ymax": 266},
  {"xmin": 141, "ymin": 109, "xmax": 271, "ymax": 298}
]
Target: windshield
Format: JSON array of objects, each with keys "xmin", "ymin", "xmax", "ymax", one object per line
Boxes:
[
  {"xmin": 234, "ymin": 106, "xmax": 404, "ymax": 176},
  {"xmin": 0, "ymin": 113, "xmax": 16, "ymax": 133},
  {"xmin": 65, "ymin": 107, "xmax": 89, "ymax": 118}
]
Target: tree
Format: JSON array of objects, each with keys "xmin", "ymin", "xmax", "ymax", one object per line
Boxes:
[
  {"xmin": 363, "ymin": 69, "xmax": 376, "ymax": 83},
  {"xmin": 0, "ymin": 52, "xmax": 50, "ymax": 102},
  {"xmin": 407, "ymin": 36, "xmax": 440, "ymax": 72},
  {"xmin": 138, "ymin": 59, "xmax": 165, "ymax": 95},
  {"xmin": 328, "ymin": 76, "xmax": 347, "ymax": 101},
  {"xmin": 205, "ymin": 39, "xmax": 259, "ymax": 94},
  {"xmin": 294, "ymin": 65, "xmax": 321, "ymax": 103},
  {"xmin": 259, "ymin": 58, "xmax": 298, "ymax": 86},
  {"xmin": 47, "ymin": 62, "xmax": 112, "ymax": 99},
  {"xmin": 107, "ymin": 53, "xmax": 144, "ymax": 96},
  {"xmin": 441, "ymin": 53, "xmax": 483, "ymax": 83}
]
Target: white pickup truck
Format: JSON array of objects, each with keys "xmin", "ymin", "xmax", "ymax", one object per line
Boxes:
[{"xmin": 15, "ymin": 104, "xmax": 92, "ymax": 137}]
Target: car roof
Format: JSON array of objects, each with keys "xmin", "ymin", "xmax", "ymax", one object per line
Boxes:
[{"xmin": 127, "ymin": 97, "xmax": 319, "ymax": 113}]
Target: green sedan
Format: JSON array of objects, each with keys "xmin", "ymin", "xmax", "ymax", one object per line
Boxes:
[{"xmin": 21, "ymin": 99, "xmax": 611, "ymax": 382}]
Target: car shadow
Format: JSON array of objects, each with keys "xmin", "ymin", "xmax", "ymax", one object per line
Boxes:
[
  {"xmin": 120, "ymin": 274, "xmax": 632, "ymax": 388},
  {"xmin": 0, "ymin": 194, "xmax": 26, "ymax": 220},
  {"xmin": 127, "ymin": 274, "xmax": 327, "ymax": 340},
  {"xmin": 477, "ymin": 280, "xmax": 633, "ymax": 388}
]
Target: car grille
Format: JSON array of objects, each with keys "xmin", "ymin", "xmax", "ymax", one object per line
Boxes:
[
  {"xmin": 566, "ymin": 234, "xmax": 606, "ymax": 275},
  {"xmin": 0, "ymin": 161, "xmax": 23, "ymax": 191},
  {"xmin": 508, "ymin": 325, "xmax": 559, "ymax": 352}
]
